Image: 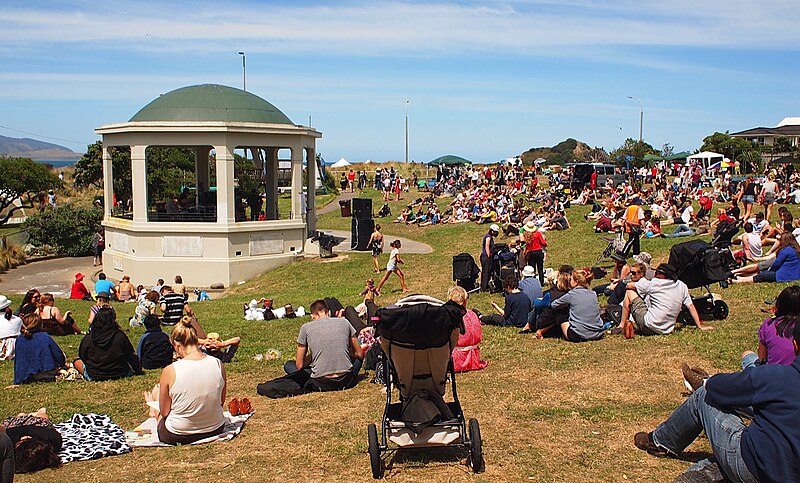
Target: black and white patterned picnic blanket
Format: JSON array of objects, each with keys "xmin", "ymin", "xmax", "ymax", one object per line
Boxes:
[{"xmin": 55, "ymin": 413, "xmax": 132, "ymax": 463}]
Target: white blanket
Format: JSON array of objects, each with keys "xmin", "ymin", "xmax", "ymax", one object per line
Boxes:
[{"xmin": 126, "ymin": 411, "xmax": 253, "ymax": 447}]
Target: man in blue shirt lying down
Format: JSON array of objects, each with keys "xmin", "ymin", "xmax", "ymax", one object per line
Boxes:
[{"xmin": 633, "ymin": 321, "xmax": 800, "ymax": 482}]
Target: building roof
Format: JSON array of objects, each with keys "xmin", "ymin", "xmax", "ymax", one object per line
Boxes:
[
  {"xmin": 731, "ymin": 125, "xmax": 800, "ymax": 137},
  {"xmin": 129, "ymin": 84, "xmax": 294, "ymax": 124}
]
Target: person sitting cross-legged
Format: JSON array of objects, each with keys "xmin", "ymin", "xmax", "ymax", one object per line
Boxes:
[
  {"xmin": 480, "ymin": 275, "xmax": 531, "ymax": 328},
  {"xmin": 618, "ymin": 263, "xmax": 712, "ymax": 338},
  {"xmin": 257, "ymin": 299, "xmax": 363, "ymax": 398},
  {"xmin": 633, "ymin": 320, "xmax": 800, "ymax": 482}
]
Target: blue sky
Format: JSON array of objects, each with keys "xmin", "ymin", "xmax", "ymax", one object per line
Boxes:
[{"xmin": 1, "ymin": 0, "xmax": 799, "ymax": 163}]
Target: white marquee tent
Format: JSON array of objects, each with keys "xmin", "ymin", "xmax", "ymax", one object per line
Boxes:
[
  {"xmin": 686, "ymin": 151, "xmax": 724, "ymax": 171},
  {"xmin": 331, "ymin": 157, "xmax": 351, "ymax": 168}
]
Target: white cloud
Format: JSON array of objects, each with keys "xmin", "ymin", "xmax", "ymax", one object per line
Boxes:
[{"xmin": 1, "ymin": 0, "xmax": 799, "ymax": 57}]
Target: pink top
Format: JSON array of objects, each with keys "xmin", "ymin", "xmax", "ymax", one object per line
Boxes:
[{"xmin": 452, "ymin": 309, "xmax": 488, "ymax": 373}]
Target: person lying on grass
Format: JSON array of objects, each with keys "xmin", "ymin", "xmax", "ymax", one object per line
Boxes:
[
  {"xmin": 143, "ymin": 317, "xmax": 227, "ymax": 445},
  {"xmin": 633, "ymin": 315, "xmax": 800, "ymax": 483},
  {"xmin": 0, "ymin": 407, "xmax": 62, "ymax": 475}
]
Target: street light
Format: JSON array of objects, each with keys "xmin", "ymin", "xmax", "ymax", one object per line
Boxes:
[
  {"xmin": 238, "ymin": 51, "xmax": 246, "ymax": 91},
  {"xmin": 627, "ymin": 95, "xmax": 643, "ymax": 143},
  {"xmin": 405, "ymin": 100, "xmax": 410, "ymax": 163}
]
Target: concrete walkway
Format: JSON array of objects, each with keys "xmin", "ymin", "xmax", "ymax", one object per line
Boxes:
[
  {"xmin": 312, "ymin": 229, "xmax": 432, "ymax": 255},
  {"xmin": 0, "ymin": 256, "xmax": 97, "ymax": 297},
  {"xmin": 317, "ymin": 189, "xmax": 360, "ymax": 215}
]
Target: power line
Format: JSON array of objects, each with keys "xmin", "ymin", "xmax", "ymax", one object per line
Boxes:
[{"xmin": 0, "ymin": 125, "xmax": 92, "ymax": 147}]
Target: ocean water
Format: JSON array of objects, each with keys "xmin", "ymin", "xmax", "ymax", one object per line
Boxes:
[{"xmin": 36, "ymin": 160, "xmax": 76, "ymax": 168}]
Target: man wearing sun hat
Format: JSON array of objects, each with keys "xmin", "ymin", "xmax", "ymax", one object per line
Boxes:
[
  {"xmin": 70, "ymin": 272, "xmax": 92, "ymax": 301},
  {"xmin": 519, "ymin": 265, "xmax": 543, "ymax": 306}
]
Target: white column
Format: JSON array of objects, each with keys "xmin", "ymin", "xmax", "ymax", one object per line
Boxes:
[
  {"xmin": 215, "ymin": 144, "xmax": 236, "ymax": 224},
  {"xmin": 290, "ymin": 143, "xmax": 303, "ymax": 220},
  {"xmin": 102, "ymin": 144, "xmax": 113, "ymax": 219},
  {"xmin": 305, "ymin": 146, "xmax": 316, "ymax": 232},
  {"xmin": 131, "ymin": 145, "xmax": 147, "ymax": 222},
  {"xmin": 265, "ymin": 147, "xmax": 279, "ymax": 220}
]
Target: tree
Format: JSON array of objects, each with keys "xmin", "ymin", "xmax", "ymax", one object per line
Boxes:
[
  {"xmin": 0, "ymin": 157, "xmax": 61, "ymax": 225},
  {"xmin": 609, "ymin": 138, "xmax": 657, "ymax": 168},
  {"xmin": 699, "ymin": 132, "xmax": 761, "ymax": 173},
  {"xmin": 23, "ymin": 204, "xmax": 103, "ymax": 256},
  {"xmin": 73, "ymin": 141, "xmax": 132, "ymax": 201}
]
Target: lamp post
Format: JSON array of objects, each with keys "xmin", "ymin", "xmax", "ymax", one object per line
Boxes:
[
  {"xmin": 238, "ymin": 51, "xmax": 246, "ymax": 91},
  {"xmin": 405, "ymin": 100, "xmax": 410, "ymax": 163},
  {"xmin": 627, "ymin": 96, "xmax": 643, "ymax": 143}
]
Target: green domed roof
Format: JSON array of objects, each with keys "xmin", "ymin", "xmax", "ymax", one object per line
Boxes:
[{"xmin": 129, "ymin": 84, "xmax": 294, "ymax": 124}]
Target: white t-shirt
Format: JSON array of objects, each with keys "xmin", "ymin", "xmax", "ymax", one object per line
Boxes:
[
  {"xmin": 0, "ymin": 315, "xmax": 22, "ymax": 339},
  {"xmin": 743, "ymin": 232, "xmax": 762, "ymax": 258},
  {"xmin": 680, "ymin": 206, "xmax": 694, "ymax": 224},
  {"xmin": 790, "ymin": 189, "xmax": 800, "ymax": 204},
  {"xmin": 749, "ymin": 219, "xmax": 767, "ymax": 235},
  {"xmin": 634, "ymin": 278, "xmax": 693, "ymax": 334}
]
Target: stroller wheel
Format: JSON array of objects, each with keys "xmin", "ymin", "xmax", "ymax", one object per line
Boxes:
[
  {"xmin": 713, "ymin": 300, "xmax": 729, "ymax": 320},
  {"xmin": 368, "ymin": 423, "xmax": 383, "ymax": 479},
  {"xmin": 468, "ymin": 418, "xmax": 484, "ymax": 473}
]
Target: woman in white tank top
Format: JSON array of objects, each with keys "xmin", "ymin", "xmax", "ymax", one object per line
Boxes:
[{"xmin": 150, "ymin": 316, "xmax": 227, "ymax": 445}]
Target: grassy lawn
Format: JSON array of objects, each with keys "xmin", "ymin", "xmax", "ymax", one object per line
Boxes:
[{"xmin": 1, "ymin": 187, "xmax": 792, "ymax": 482}]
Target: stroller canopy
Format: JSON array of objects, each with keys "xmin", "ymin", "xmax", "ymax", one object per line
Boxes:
[
  {"xmin": 375, "ymin": 298, "xmax": 466, "ymax": 349},
  {"xmin": 453, "ymin": 253, "xmax": 480, "ymax": 281},
  {"xmin": 667, "ymin": 240, "xmax": 728, "ymax": 289}
]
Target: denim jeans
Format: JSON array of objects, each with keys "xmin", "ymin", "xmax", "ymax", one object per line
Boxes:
[
  {"xmin": 663, "ymin": 224, "xmax": 695, "ymax": 238},
  {"xmin": 652, "ymin": 386, "xmax": 757, "ymax": 482}
]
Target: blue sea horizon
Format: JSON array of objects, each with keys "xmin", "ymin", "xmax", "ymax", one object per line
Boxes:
[{"xmin": 35, "ymin": 160, "xmax": 76, "ymax": 168}]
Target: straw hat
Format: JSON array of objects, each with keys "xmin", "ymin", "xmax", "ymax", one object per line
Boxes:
[
  {"xmin": 521, "ymin": 266, "xmax": 536, "ymax": 278},
  {"xmin": 523, "ymin": 221, "xmax": 537, "ymax": 232}
]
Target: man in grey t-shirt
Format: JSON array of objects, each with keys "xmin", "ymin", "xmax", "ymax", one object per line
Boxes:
[
  {"xmin": 619, "ymin": 263, "xmax": 712, "ymax": 337},
  {"xmin": 283, "ymin": 299, "xmax": 364, "ymax": 392}
]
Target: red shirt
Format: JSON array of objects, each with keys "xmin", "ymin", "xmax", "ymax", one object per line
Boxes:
[
  {"xmin": 70, "ymin": 281, "xmax": 91, "ymax": 300},
  {"xmin": 525, "ymin": 230, "xmax": 547, "ymax": 252}
]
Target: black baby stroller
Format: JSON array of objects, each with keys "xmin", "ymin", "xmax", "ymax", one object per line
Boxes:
[
  {"xmin": 490, "ymin": 243, "xmax": 519, "ymax": 293},
  {"xmin": 668, "ymin": 239, "xmax": 733, "ymax": 323},
  {"xmin": 367, "ymin": 295, "xmax": 483, "ymax": 479},
  {"xmin": 453, "ymin": 253, "xmax": 481, "ymax": 294}
]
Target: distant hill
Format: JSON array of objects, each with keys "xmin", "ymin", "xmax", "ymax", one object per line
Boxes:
[
  {"xmin": 0, "ymin": 134, "xmax": 81, "ymax": 161},
  {"xmin": 520, "ymin": 138, "xmax": 594, "ymax": 166}
]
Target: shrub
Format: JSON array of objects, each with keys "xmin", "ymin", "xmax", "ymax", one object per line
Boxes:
[{"xmin": 23, "ymin": 204, "xmax": 103, "ymax": 257}]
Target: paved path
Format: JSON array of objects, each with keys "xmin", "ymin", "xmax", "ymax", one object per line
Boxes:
[
  {"xmin": 314, "ymin": 230, "xmax": 432, "ymax": 255},
  {"xmin": 0, "ymin": 256, "xmax": 97, "ymax": 297},
  {"xmin": 317, "ymin": 190, "xmax": 360, "ymax": 215}
]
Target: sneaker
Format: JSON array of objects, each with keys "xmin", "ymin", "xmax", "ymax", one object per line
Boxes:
[
  {"xmin": 239, "ymin": 397, "xmax": 252, "ymax": 414},
  {"xmin": 633, "ymin": 432, "xmax": 668, "ymax": 456},
  {"xmin": 681, "ymin": 363, "xmax": 709, "ymax": 392},
  {"xmin": 228, "ymin": 397, "xmax": 241, "ymax": 416},
  {"xmin": 673, "ymin": 462, "xmax": 726, "ymax": 483}
]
